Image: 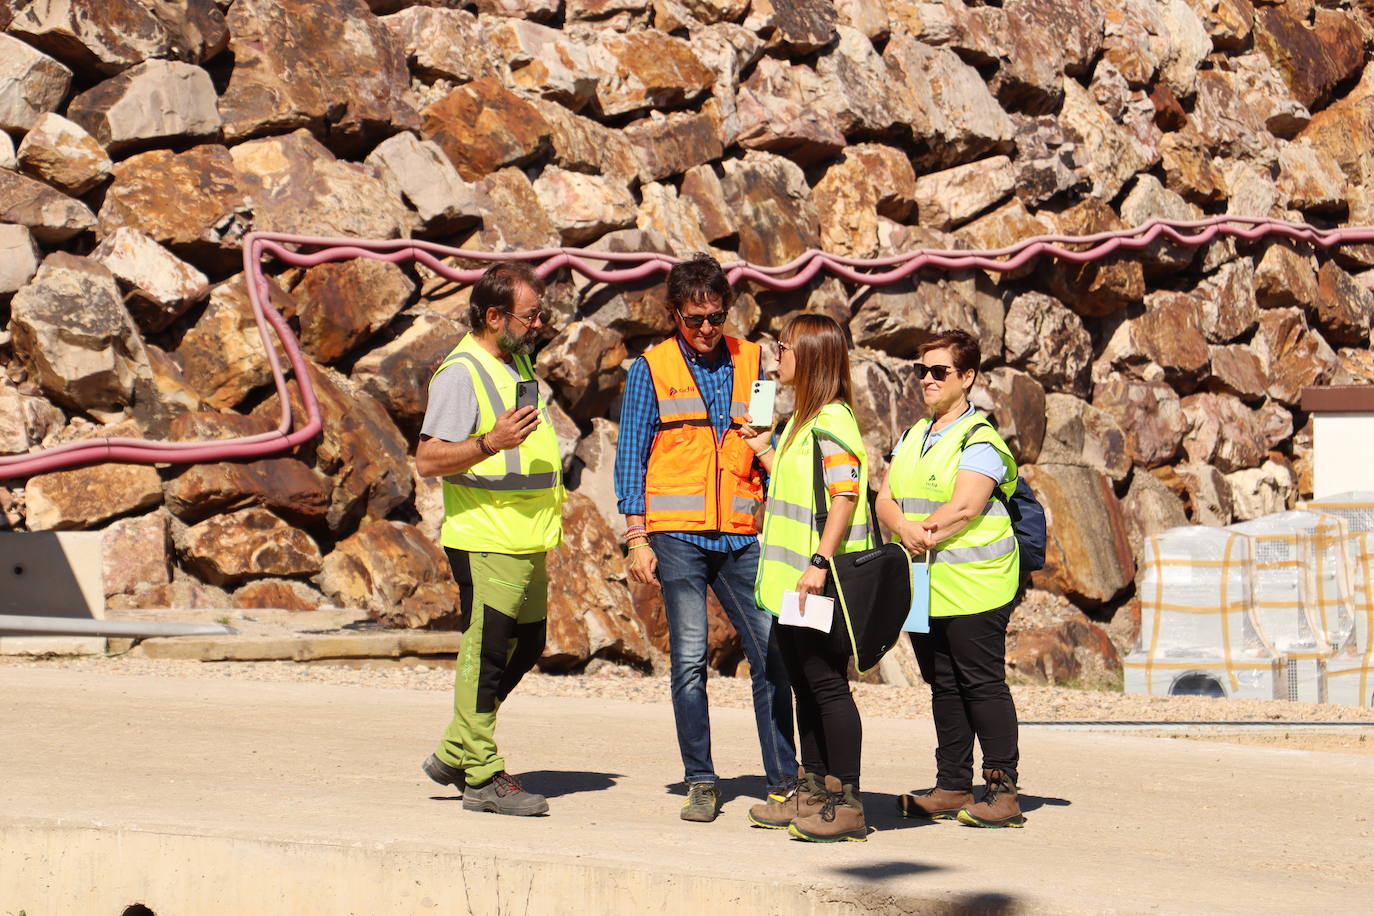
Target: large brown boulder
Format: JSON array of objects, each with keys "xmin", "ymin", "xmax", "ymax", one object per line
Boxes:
[
  {"xmin": 812, "ymin": 144, "xmax": 917, "ymax": 258},
  {"xmin": 421, "ymin": 77, "xmax": 553, "ymax": 182},
  {"xmin": 88, "ymin": 228, "xmax": 208, "ymax": 334},
  {"xmin": 994, "ymin": 0, "xmax": 1103, "ymax": 114},
  {"xmin": 14, "ymin": 113, "xmax": 111, "ymax": 196},
  {"xmin": 285, "ymin": 259, "xmax": 415, "ymax": 365},
  {"xmin": 1119, "ymin": 469, "xmax": 1188, "ymax": 569},
  {"xmin": 9, "ymin": 253, "xmax": 149, "ymax": 413},
  {"xmin": 1041, "ymin": 198, "xmax": 1145, "ymax": 317},
  {"xmin": 625, "ymin": 110, "xmax": 726, "ymax": 183},
  {"xmin": 1038, "ymin": 393, "xmax": 1131, "ymax": 483},
  {"xmin": 544, "ymin": 492, "xmax": 653, "ymax": 670},
  {"xmin": 175, "ymin": 274, "xmax": 289, "ymax": 410},
  {"xmin": 351, "ymin": 313, "xmax": 463, "ymax": 438},
  {"xmin": 1252, "ymin": 4, "xmax": 1365, "ymax": 111},
  {"xmin": 1057, "ymin": 77, "xmax": 1155, "ymax": 202},
  {"xmin": 0, "ymin": 168, "xmax": 96, "ymax": 245},
  {"xmin": 883, "ymin": 31, "xmax": 1013, "ymax": 169},
  {"xmin": 0, "ymin": 224, "xmax": 41, "ymax": 297},
  {"xmin": 178, "ymin": 507, "xmax": 323, "ymax": 588},
  {"xmin": 102, "ymin": 511, "xmax": 171, "ymax": 600},
  {"xmin": 969, "ymin": 367, "xmax": 1046, "ymax": 466},
  {"xmin": 1023, "ymin": 464, "xmax": 1135, "ymax": 607},
  {"xmin": 1250, "ymin": 307, "xmax": 1342, "ymax": 407},
  {"xmin": 254, "ymin": 361, "xmax": 414, "ymax": 534},
  {"xmin": 468, "ymin": 168, "xmax": 562, "ymax": 252},
  {"xmin": 364, "ymin": 132, "xmax": 481, "ymax": 235},
  {"xmin": 97, "ymin": 145, "xmax": 252, "ymax": 270},
  {"xmin": 218, "ymin": 0, "xmax": 419, "ymax": 149},
  {"xmin": 5, "ymin": 0, "xmax": 226, "ymax": 77},
  {"xmin": 381, "ymin": 6, "xmax": 496, "ymax": 83},
  {"xmin": 318, "ymin": 520, "xmax": 461, "ymax": 628},
  {"xmin": 1002, "ymin": 291, "xmax": 1092, "ymax": 397},
  {"xmin": 720, "ymin": 151, "xmax": 820, "ymax": 267},
  {"xmin": 851, "ymin": 274, "xmax": 1000, "ymax": 362},
  {"xmin": 164, "ymin": 458, "xmax": 330, "ymax": 527},
  {"xmin": 25, "ymin": 462, "xmax": 163, "ymax": 531},
  {"xmin": 584, "ymin": 29, "xmax": 715, "ymax": 118},
  {"xmin": 1180, "ymin": 392, "xmax": 1268, "ymax": 474},
  {"xmin": 0, "ymin": 34, "xmax": 72, "ymax": 133},
  {"xmin": 66, "ymin": 60, "xmax": 220, "ymax": 154},
  {"xmin": 533, "ymin": 167, "xmax": 638, "ymax": 246},
  {"xmin": 735, "ymin": 58, "xmax": 846, "ymax": 165},
  {"xmin": 483, "ymin": 18, "xmax": 597, "ymax": 111},
  {"xmin": 1193, "ymin": 259, "xmax": 1259, "ymax": 344},
  {"xmin": 1095, "ymin": 291, "xmax": 1210, "ymax": 391},
  {"xmin": 535, "ymin": 321, "xmax": 627, "ymax": 422},
  {"xmin": 231, "ymin": 130, "xmax": 411, "ymax": 240},
  {"xmin": 1006, "ymin": 589, "xmax": 1120, "ymax": 688},
  {"xmin": 1313, "ymin": 261, "xmax": 1374, "ymax": 347},
  {"xmin": 1092, "ymin": 375, "xmax": 1187, "ymax": 469},
  {"xmin": 532, "ymin": 98, "xmax": 640, "ymax": 187}
]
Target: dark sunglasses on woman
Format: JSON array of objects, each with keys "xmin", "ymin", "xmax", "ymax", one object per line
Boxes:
[
  {"xmin": 676, "ymin": 308, "xmax": 728, "ymax": 328},
  {"xmin": 913, "ymin": 362, "xmax": 955, "ymax": 381}
]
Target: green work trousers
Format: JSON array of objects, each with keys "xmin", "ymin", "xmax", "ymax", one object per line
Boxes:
[{"xmin": 435, "ymin": 548, "xmax": 548, "ymax": 786}]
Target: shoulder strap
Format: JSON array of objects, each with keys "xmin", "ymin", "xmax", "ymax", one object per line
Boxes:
[{"xmin": 958, "ymin": 416, "xmax": 1015, "ymax": 503}]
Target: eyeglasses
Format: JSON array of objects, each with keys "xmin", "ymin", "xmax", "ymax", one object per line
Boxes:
[
  {"xmin": 675, "ymin": 308, "xmax": 728, "ymax": 329},
  {"xmin": 503, "ymin": 308, "xmax": 550, "ymax": 328},
  {"xmin": 914, "ymin": 362, "xmax": 956, "ymax": 382},
  {"xmin": 776, "ymin": 341, "xmax": 793, "ymax": 354}
]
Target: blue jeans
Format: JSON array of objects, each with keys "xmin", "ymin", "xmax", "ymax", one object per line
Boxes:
[{"xmin": 652, "ymin": 534, "xmax": 798, "ymax": 791}]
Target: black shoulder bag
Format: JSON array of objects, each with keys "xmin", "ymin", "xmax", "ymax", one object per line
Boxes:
[{"xmin": 811, "ymin": 436, "xmax": 913, "ymax": 673}]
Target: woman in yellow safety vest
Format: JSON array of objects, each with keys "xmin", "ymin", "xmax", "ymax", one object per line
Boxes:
[
  {"xmin": 744, "ymin": 313, "xmax": 871, "ymax": 843},
  {"xmin": 875, "ymin": 328, "xmax": 1025, "ymax": 829}
]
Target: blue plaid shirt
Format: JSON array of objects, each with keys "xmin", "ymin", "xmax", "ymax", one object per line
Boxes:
[{"xmin": 615, "ymin": 336, "xmax": 762, "ymax": 552}]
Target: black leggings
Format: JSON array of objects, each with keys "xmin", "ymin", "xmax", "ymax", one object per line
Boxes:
[
  {"xmin": 910, "ymin": 600, "xmax": 1019, "ymax": 791},
  {"xmin": 775, "ymin": 619, "xmax": 862, "ymax": 790}
]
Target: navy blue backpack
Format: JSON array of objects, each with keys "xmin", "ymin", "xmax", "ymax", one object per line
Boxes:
[{"xmin": 960, "ymin": 422, "xmax": 1047, "ymax": 573}]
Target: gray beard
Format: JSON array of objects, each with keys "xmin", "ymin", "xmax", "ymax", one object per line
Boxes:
[{"xmin": 497, "ymin": 330, "xmax": 533, "ymax": 356}]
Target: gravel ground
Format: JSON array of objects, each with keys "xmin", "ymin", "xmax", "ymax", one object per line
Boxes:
[{"xmin": 5, "ymin": 654, "xmax": 1373, "ymax": 742}]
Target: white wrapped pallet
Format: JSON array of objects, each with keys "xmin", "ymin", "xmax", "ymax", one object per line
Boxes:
[
  {"xmin": 1124, "ymin": 526, "xmax": 1286, "ymax": 700},
  {"xmin": 1305, "ymin": 493, "xmax": 1374, "ymax": 707}
]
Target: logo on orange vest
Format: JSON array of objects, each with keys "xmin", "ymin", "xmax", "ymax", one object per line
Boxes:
[{"xmin": 667, "ymin": 385, "xmax": 698, "ymax": 396}]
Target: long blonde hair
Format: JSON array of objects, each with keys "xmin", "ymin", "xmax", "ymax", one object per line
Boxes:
[{"xmin": 779, "ymin": 313, "xmax": 855, "ymax": 453}]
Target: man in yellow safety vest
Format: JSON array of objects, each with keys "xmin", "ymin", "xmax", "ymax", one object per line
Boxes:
[{"xmin": 414, "ymin": 262, "xmax": 564, "ymax": 817}]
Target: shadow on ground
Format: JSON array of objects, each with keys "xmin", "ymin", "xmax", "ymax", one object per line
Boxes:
[
  {"xmin": 829, "ymin": 860, "xmax": 945, "ymax": 880},
  {"xmin": 429, "ymin": 770, "xmax": 621, "ymax": 802}
]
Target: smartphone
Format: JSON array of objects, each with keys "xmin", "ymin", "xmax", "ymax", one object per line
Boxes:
[
  {"xmin": 747, "ymin": 379, "xmax": 776, "ymax": 427},
  {"xmin": 515, "ymin": 379, "xmax": 539, "ymax": 411}
]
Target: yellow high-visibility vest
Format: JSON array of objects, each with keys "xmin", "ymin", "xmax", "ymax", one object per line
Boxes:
[
  {"xmin": 755, "ymin": 402, "xmax": 872, "ymax": 615},
  {"xmin": 887, "ymin": 411, "xmax": 1019, "ymax": 617},
  {"xmin": 432, "ymin": 334, "xmax": 564, "ymax": 554}
]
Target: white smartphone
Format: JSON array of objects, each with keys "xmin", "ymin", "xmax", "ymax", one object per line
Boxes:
[{"xmin": 747, "ymin": 379, "xmax": 777, "ymax": 427}]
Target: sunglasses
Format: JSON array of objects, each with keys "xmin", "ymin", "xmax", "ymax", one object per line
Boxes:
[
  {"xmin": 503, "ymin": 308, "xmax": 550, "ymax": 328},
  {"xmin": 676, "ymin": 308, "xmax": 728, "ymax": 329},
  {"xmin": 914, "ymin": 362, "xmax": 956, "ymax": 382}
]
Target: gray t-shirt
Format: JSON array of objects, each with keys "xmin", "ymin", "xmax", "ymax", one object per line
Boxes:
[{"xmin": 420, "ymin": 357, "xmax": 524, "ymax": 443}]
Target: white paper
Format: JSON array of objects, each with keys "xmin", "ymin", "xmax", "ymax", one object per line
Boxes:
[{"xmin": 779, "ymin": 589, "xmax": 834, "ymax": 633}]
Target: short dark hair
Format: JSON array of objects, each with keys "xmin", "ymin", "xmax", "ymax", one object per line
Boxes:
[
  {"xmin": 919, "ymin": 329, "xmax": 981, "ymax": 373},
  {"xmin": 469, "ymin": 262, "xmax": 544, "ymax": 330},
  {"xmin": 666, "ymin": 252, "xmax": 732, "ymax": 311}
]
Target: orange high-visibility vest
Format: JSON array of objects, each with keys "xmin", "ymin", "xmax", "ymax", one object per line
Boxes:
[{"xmin": 643, "ymin": 337, "xmax": 764, "ymax": 535}]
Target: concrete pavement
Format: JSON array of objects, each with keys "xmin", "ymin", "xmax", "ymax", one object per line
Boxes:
[{"xmin": 1, "ymin": 666, "xmax": 1370, "ymax": 915}]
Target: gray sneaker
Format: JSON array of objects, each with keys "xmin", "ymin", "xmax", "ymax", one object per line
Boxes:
[
  {"xmin": 422, "ymin": 754, "xmax": 466, "ymax": 793},
  {"xmin": 462, "ymin": 771, "xmax": 549, "ymax": 816},
  {"xmin": 680, "ymin": 782, "xmax": 719, "ymax": 822}
]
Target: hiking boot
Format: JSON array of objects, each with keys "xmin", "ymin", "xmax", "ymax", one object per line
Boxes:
[
  {"xmin": 957, "ymin": 768, "xmax": 1024, "ymax": 828},
  {"xmin": 680, "ymin": 781, "xmax": 720, "ymax": 822},
  {"xmin": 461, "ymin": 771, "xmax": 549, "ymax": 817},
  {"xmin": 422, "ymin": 754, "xmax": 466, "ymax": 794},
  {"xmin": 788, "ymin": 775, "xmax": 867, "ymax": 843},
  {"xmin": 748, "ymin": 768, "xmax": 825, "ymax": 829},
  {"xmin": 897, "ymin": 786, "xmax": 973, "ymax": 820}
]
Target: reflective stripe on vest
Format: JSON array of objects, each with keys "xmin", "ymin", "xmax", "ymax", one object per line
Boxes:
[
  {"xmin": 887, "ymin": 411, "xmax": 1018, "ymax": 617},
  {"xmin": 642, "ymin": 336, "xmax": 764, "ymax": 535},
  {"xmin": 754, "ymin": 403, "xmax": 871, "ymax": 615},
  {"xmin": 433, "ymin": 335, "xmax": 564, "ymax": 554}
]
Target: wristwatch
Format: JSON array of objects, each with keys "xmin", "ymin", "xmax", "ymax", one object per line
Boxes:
[{"xmin": 809, "ymin": 553, "xmax": 829, "ymax": 569}]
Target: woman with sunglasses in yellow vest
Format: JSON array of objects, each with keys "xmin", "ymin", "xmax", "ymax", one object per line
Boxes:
[
  {"xmin": 875, "ymin": 329, "xmax": 1025, "ymax": 829},
  {"xmin": 744, "ymin": 314, "xmax": 873, "ymax": 843}
]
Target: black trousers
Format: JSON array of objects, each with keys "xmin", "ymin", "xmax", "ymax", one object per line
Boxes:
[
  {"xmin": 775, "ymin": 617, "xmax": 862, "ymax": 790},
  {"xmin": 910, "ymin": 600, "xmax": 1018, "ymax": 791}
]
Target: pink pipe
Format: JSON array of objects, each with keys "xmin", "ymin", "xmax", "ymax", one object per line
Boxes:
[{"xmin": 4, "ymin": 215, "xmax": 1373, "ymax": 482}]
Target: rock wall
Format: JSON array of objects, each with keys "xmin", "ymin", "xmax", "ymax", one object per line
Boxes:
[{"xmin": 2, "ymin": 0, "xmax": 1373, "ymax": 679}]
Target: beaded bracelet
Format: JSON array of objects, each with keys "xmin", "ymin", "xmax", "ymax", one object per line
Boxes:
[{"xmin": 476, "ymin": 434, "xmax": 498, "ymax": 456}]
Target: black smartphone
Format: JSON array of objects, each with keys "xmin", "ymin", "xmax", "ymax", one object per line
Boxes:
[{"xmin": 515, "ymin": 379, "xmax": 539, "ymax": 411}]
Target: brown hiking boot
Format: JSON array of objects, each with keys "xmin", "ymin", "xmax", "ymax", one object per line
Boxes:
[
  {"xmin": 957, "ymin": 768, "xmax": 1025, "ymax": 828},
  {"xmin": 788, "ymin": 775, "xmax": 867, "ymax": 843},
  {"xmin": 748, "ymin": 769, "xmax": 825, "ymax": 829},
  {"xmin": 897, "ymin": 786, "xmax": 973, "ymax": 820}
]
